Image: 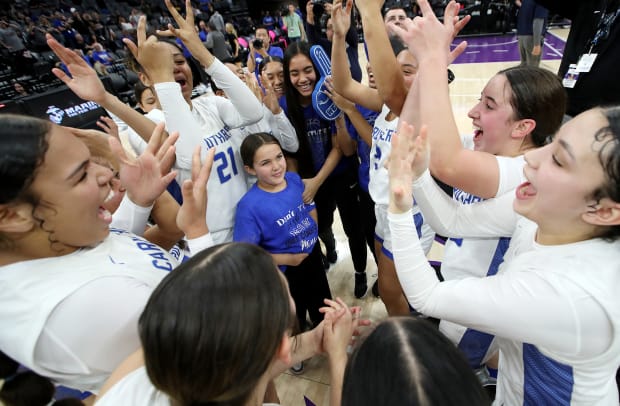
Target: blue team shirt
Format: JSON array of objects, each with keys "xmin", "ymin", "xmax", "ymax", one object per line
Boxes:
[
  {"xmin": 303, "ymin": 104, "xmax": 333, "ymax": 174},
  {"xmin": 233, "ymin": 172, "xmax": 318, "ymax": 271}
]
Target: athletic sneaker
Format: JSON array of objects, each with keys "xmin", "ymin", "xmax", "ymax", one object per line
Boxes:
[
  {"xmin": 354, "ymin": 272, "xmax": 367, "ymax": 298},
  {"xmin": 321, "ymin": 253, "xmax": 330, "ymax": 271},
  {"xmin": 474, "ymin": 366, "xmax": 497, "ymax": 401},
  {"xmin": 290, "ymin": 361, "xmax": 304, "ymax": 375}
]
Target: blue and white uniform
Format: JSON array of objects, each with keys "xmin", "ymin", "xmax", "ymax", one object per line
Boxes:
[
  {"xmin": 370, "ymin": 104, "xmax": 434, "ymax": 256},
  {"xmin": 389, "ymin": 170, "xmax": 620, "ymax": 405},
  {"xmin": 0, "ymin": 229, "xmax": 213, "ymax": 393},
  {"xmin": 231, "ymin": 105, "xmax": 298, "ymax": 154},
  {"xmin": 96, "ymin": 366, "xmax": 281, "ymax": 406},
  {"xmin": 233, "ymin": 172, "xmax": 318, "ymax": 271},
  {"xmin": 439, "ymin": 154, "xmax": 526, "ymax": 368},
  {"xmin": 154, "ymin": 58, "xmax": 263, "ymax": 244}
]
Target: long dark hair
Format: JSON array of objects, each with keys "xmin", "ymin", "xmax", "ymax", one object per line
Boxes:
[
  {"xmin": 0, "ymin": 115, "xmax": 50, "ymax": 205},
  {"xmin": 283, "ymin": 41, "xmax": 318, "ymax": 178},
  {"xmin": 139, "ymin": 243, "xmax": 293, "ymax": 406},
  {"xmin": 342, "ymin": 317, "xmax": 489, "ymax": 406},
  {"xmin": 0, "ymin": 115, "xmax": 50, "ymax": 248}
]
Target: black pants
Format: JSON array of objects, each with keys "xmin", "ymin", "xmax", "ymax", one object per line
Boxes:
[
  {"xmin": 314, "ymin": 167, "xmax": 368, "ymax": 273},
  {"xmin": 284, "ymin": 243, "xmax": 332, "ymax": 331},
  {"xmin": 357, "ymin": 185, "xmax": 378, "ymax": 264}
]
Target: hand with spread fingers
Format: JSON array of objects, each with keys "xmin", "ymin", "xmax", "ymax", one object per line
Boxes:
[
  {"xmin": 176, "ymin": 146, "xmax": 214, "ymax": 239},
  {"xmin": 157, "ymin": 0, "xmax": 215, "ymax": 67},
  {"xmin": 123, "ymin": 15, "xmax": 175, "ymax": 83},
  {"xmin": 388, "ymin": 0, "xmax": 469, "ymax": 65},
  {"xmin": 331, "ymin": 0, "xmax": 352, "ymax": 38},
  {"xmin": 388, "ymin": 121, "xmax": 430, "ymax": 214},
  {"xmin": 109, "ymin": 122, "xmax": 179, "ymax": 208},
  {"xmin": 46, "ymin": 33, "xmax": 108, "ymax": 104}
]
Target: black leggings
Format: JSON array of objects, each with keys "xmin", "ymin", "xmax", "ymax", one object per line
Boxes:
[
  {"xmin": 284, "ymin": 243, "xmax": 332, "ymax": 331},
  {"xmin": 314, "ymin": 168, "xmax": 368, "ymax": 273}
]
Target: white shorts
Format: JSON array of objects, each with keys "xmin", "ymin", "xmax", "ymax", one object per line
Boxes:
[{"xmin": 374, "ymin": 204, "xmax": 435, "ymax": 258}]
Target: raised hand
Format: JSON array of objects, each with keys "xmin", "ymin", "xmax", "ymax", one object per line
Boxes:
[
  {"xmin": 157, "ymin": 0, "xmax": 214, "ymax": 66},
  {"xmin": 245, "ymin": 72, "xmax": 263, "ymax": 102},
  {"xmin": 176, "ymin": 145, "xmax": 214, "ymax": 239},
  {"xmin": 109, "ymin": 122, "xmax": 179, "ymax": 208},
  {"xmin": 96, "ymin": 116, "xmax": 120, "ymax": 140},
  {"xmin": 323, "ymin": 76, "xmax": 355, "ymax": 113},
  {"xmin": 388, "ymin": 121, "xmax": 429, "ymax": 214},
  {"xmin": 331, "ymin": 0, "xmax": 352, "ymax": 37},
  {"xmin": 123, "ymin": 15, "xmax": 175, "ymax": 82},
  {"xmin": 262, "ymin": 81, "xmax": 282, "ymax": 114},
  {"xmin": 354, "ymin": 0, "xmax": 385, "ymax": 15},
  {"xmin": 46, "ymin": 34, "xmax": 107, "ymax": 104},
  {"xmin": 388, "ymin": 0, "xmax": 469, "ymax": 65}
]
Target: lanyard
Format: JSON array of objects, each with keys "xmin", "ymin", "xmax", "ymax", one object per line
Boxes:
[{"xmin": 587, "ymin": 2, "xmax": 620, "ymax": 53}]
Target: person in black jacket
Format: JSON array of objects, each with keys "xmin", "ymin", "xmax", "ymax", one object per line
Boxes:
[{"xmin": 535, "ymin": 0, "xmax": 620, "ymax": 117}]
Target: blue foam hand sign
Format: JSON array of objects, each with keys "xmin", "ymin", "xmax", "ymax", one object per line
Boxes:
[{"xmin": 310, "ymin": 45, "xmax": 341, "ymax": 121}]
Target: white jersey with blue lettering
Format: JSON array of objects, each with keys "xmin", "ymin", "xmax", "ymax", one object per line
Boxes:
[
  {"xmin": 154, "ymin": 59, "xmax": 263, "ymax": 244},
  {"xmin": 96, "ymin": 366, "xmax": 282, "ymax": 406},
  {"xmin": 125, "ymin": 108, "xmax": 166, "ymax": 156},
  {"xmin": 368, "ymin": 104, "xmax": 396, "ymax": 206},
  {"xmin": 0, "ymin": 229, "xmax": 179, "ymax": 393},
  {"xmin": 230, "ymin": 105, "xmax": 299, "ymax": 154},
  {"xmin": 439, "ymin": 154, "xmax": 526, "ymax": 366},
  {"xmin": 440, "ymin": 154, "xmax": 526, "ymax": 281},
  {"xmin": 370, "ymin": 104, "xmax": 434, "ymax": 254},
  {"xmin": 389, "ymin": 173, "xmax": 620, "ymax": 405}
]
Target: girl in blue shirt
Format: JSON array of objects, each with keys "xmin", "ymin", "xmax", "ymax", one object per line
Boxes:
[{"xmin": 233, "ymin": 132, "xmax": 331, "ymax": 331}]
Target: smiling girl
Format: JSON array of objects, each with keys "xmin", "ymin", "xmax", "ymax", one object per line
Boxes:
[
  {"xmin": 282, "ymin": 41, "xmax": 367, "ymax": 285},
  {"xmin": 233, "ymin": 133, "xmax": 330, "ymax": 332},
  {"xmin": 0, "ymin": 116, "xmax": 214, "ymax": 393},
  {"xmin": 389, "ymin": 105, "xmax": 620, "ymax": 405},
  {"xmin": 331, "ymin": 0, "xmax": 436, "ymax": 316},
  {"xmin": 47, "ymin": 0, "xmax": 264, "ymax": 245},
  {"xmin": 386, "ymin": 0, "xmax": 566, "ymax": 375}
]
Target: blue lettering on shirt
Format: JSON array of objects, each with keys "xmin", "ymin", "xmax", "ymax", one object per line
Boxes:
[
  {"xmin": 203, "ymin": 126, "xmax": 232, "ymax": 149},
  {"xmin": 450, "ymin": 189, "xmax": 484, "ymax": 247}
]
